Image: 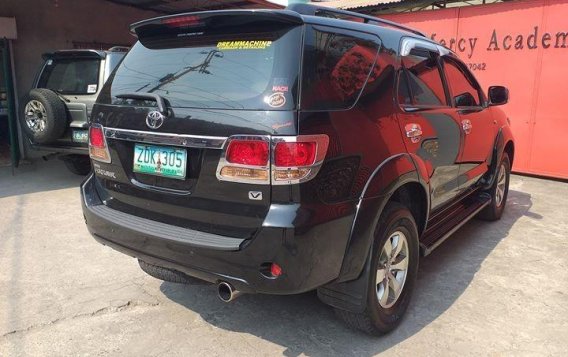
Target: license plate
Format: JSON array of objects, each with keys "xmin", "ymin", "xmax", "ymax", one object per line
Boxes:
[
  {"xmin": 72, "ymin": 130, "xmax": 88, "ymax": 143},
  {"xmin": 133, "ymin": 144, "xmax": 187, "ymax": 180}
]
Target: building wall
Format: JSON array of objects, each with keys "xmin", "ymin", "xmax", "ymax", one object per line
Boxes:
[
  {"xmin": 383, "ymin": 0, "xmax": 568, "ymax": 179},
  {"xmin": 0, "ymin": 0, "xmax": 158, "ymax": 100}
]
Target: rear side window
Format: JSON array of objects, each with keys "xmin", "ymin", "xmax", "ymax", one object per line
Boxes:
[
  {"xmin": 443, "ymin": 58, "xmax": 482, "ymax": 107},
  {"xmin": 399, "ymin": 50, "xmax": 447, "ymax": 107},
  {"xmin": 100, "ymin": 19, "xmax": 302, "ymax": 110},
  {"xmin": 301, "ymin": 26, "xmax": 381, "ymax": 111},
  {"xmin": 38, "ymin": 58, "xmax": 100, "ymax": 95}
]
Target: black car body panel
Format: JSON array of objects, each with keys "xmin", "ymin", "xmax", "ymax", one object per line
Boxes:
[{"xmin": 81, "ymin": 6, "xmax": 514, "ymax": 309}]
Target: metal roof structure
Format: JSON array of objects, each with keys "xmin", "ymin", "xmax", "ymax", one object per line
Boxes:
[{"xmin": 104, "ymin": 0, "xmax": 283, "ymax": 14}]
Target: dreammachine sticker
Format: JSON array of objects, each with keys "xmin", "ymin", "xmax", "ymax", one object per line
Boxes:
[{"xmin": 216, "ymin": 40, "xmax": 272, "ymax": 50}]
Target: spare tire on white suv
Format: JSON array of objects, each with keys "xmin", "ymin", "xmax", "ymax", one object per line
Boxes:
[{"xmin": 20, "ymin": 88, "xmax": 67, "ymax": 144}]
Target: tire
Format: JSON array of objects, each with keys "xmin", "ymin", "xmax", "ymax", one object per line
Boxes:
[
  {"xmin": 138, "ymin": 260, "xmax": 209, "ymax": 285},
  {"xmin": 478, "ymin": 153, "xmax": 510, "ymax": 221},
  {"xmin": 61, "ymin": 155, "xmax": 91, "ymax": 176},
  {"xmin": 335, "ymin": 202, "xmax": 419, "ymax": 335},
  {"xmin": 20, "ymin": 89, "xmax": 67, "ymax": 144}
]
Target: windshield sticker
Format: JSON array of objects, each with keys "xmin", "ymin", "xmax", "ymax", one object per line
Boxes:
[
  {"xmin": 272, "ymin": 78, "xmax": 289, "ymax": 92},
  {"xmin": 266, "ymin": 92, "xmax": 286, "ymax": 108},
  {"xmin": 87, "ymin": 84, "xmax": 97, "ymax": 94},
  {"xmin": 217, "ymin": 41, "xmax": 272, "ymax": 50},
  {"xmin": 46, "ymin": 59, "xmax": 53, "ymax": 66}
]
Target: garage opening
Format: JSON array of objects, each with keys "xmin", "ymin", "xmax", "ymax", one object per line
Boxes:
[{"xmin": 0, "ymin": 40, "xmax": 12, "ymax": 167}]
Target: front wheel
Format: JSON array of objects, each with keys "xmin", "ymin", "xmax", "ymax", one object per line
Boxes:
[
  {"xmin": 335, "ymin": 202, "xmax": 419, "ymax": 335},
  {"xmin": 478, "ymin": 153, "xmax": 511, "ymax": 221}
]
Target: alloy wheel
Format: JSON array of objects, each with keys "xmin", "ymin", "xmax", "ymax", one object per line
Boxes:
[
  {"xmin": 24, "ymin": 100, "xmax": 48, "ymax": 133},
  {"xmin": 376, "ymin": 231, "xmax": 409, "ymax": 309}
]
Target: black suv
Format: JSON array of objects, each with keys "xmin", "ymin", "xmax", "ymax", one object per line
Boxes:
[{"xmin": 81, "ymin": 4, "xmax": 514, "ymax": 335}]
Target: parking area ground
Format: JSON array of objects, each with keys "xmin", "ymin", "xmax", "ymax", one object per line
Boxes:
[{"xmin": 1, "ymin": 159, "xmax": 567, "ymax": 356}]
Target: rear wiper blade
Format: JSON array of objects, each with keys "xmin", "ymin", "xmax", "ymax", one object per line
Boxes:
[{"xmin": 115, "ymin": 93, "xmax": 167, "ymax": 114}]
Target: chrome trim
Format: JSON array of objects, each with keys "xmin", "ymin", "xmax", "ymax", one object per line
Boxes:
[
  {"xmin": 130, "ymin": 178, "xmax": 191, "ymax": 196},
  {"xmin": 215, "ymin": 135, "xmax": 271, "ymax": 185},
  {"xmin": 103, "ymin": 127, "xmax": 227, "ymax": 149},
  {"xmin": 400, "ymin": 37, "xmax": 449, "ymax": 57}
]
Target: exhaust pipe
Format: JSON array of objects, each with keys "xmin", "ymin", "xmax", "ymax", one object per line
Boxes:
[{"xmin": 217, "ymin": 281, "xmax": 242, "ymax": 303}]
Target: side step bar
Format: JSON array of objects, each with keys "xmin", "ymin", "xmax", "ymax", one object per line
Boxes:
[{"xmin": 421, "ymin": 193, "xmax": 492, "ymax": 256}]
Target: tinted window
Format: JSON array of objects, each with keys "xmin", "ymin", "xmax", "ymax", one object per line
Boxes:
[
  {"xmin": 399, "ymin": 50, "xmax": 446, "ymax": 106},
  {"xmin": 38, "ymin": 58, "xmax": 100, "ymax": 95},
  {"xmin": 101, "ymin": 24, "xmax": 302, "ymax": 110},
  {"xmin": 301, "ymin": 26, "xmax": 380, "ymax": 110},
  {"xmin": 443, "ymin": 58, "xmax": 481, "ymax": 107}
]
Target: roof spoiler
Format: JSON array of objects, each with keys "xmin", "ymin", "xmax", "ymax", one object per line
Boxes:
[
  {"xmin": 286, "ymin": 3, "xmax": 426, "ymax": 37},
  {"xmin": 129, "ymin": 9, "xmax": 304, "ymax": 37},
  {"xmin": 42, "ymin": 49, "xmax": 106, "ymax": 60}
]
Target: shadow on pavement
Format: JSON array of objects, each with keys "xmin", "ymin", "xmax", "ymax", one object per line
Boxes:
[
  {"xmin": 0, "ymin": 159, "xmax": 85, "ymax": 199},
  {"xmin": 160, "ymin": 189, "xmax": 537, "ymax": 356}
]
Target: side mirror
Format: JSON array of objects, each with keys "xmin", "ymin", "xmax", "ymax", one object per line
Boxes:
[
  {"xmin": 488, "ymin": 86, "xmax": 509, "ymax": 106},
  {"xmin": 454, "ymin": 92, "xmax": 476, "ymax": 107}
]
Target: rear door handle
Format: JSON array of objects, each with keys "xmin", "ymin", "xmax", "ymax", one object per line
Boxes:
[
  {"xmin": 405, "ymin": 123, "xmax": 423, "ymax": 143},
  {"xmin": 462, "ymin": 119, "xmax": 472, "ymax": 134}
]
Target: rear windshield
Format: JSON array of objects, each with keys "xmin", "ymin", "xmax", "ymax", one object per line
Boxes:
[
  {"xmin": 100, "ymin": 18, "xmax": 302, "ymax": 110},
  {"xmin": 38, "ymin": 58, "xmax": 100, "ymax": 95}
]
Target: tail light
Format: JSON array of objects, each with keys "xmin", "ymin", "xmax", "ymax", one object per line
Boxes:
[
  {"xmin": 216, "ymin": 136, "xmax": 270, "ymax": 184},
  {"xmin": 89, "ymin": 124, "xmax": 111, "ymax": 163},
  {"xmin": 216, "ymin": 135, "xmax": 329, "ymax": 185},
  {"xmin": 272, "ymin": 135, "xmax": 329, "ymax": 184}
]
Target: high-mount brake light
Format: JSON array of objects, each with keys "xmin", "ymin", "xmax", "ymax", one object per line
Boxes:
[
  {"xmin": 89, "ymin": 125, "xmax": 111, "ymax": 163},
  {"xmin": 161, "ymin": 15, "xmax": 202, "ymax": 27},
  {"xmin": 216, "ymin": 135, "xmax": 329, "ymax": 185}
]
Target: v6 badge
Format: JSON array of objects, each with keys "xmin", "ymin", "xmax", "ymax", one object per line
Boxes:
[{"xmin": 248, "ymin": 191, "xmax": 263, "ymax": 200}]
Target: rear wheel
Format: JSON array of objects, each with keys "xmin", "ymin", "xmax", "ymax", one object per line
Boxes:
[
  {"xmin": 61, "ymin": 155, "xmax": 91, "ymax": 176},
  {"xmin": 478, "ymin": 153, "xmax": 510, "ymax": 221},
  {"xmin": 335, "ymin": 202, "xmax": 419, "ymax": 335},
  {"xmin": 138, "ymin": 260, "xmax": 209, "ymax": 285}
]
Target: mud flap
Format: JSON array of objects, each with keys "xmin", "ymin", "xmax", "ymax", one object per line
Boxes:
[{"xmin": 317, "ymin": 249, "xmax": 372, "ymax": 313}]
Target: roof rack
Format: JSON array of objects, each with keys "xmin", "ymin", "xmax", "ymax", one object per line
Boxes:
[{"xmin": 286, "ymin": 3, "xmax": 426, "ymax": 37}]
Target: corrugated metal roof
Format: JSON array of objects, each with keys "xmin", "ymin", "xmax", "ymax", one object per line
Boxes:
[{"xmin": 311, "ymin": 0, "xmax": 404, "ymax": 10}]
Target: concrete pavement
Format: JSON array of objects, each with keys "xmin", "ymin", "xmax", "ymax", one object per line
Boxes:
[{"xmin": 1, "ymin": 159, "xmax": 567, "ymax": 356}]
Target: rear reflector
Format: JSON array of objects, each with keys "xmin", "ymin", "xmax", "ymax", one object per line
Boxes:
[
  {"xmin": 270, "ymin": 263, "xmax": 282, "ymax": 277},
  {"xmin": 89, "ymin": 125, "xmax": 111, "ymax": 163}
]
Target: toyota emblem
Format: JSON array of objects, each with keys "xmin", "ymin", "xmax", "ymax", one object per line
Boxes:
[{"xmin": 146, "ymin": 110, "xmax": 166, "ymax": 130}]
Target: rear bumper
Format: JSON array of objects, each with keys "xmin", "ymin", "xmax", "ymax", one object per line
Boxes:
[
  {"xmin": 81, "ymin": 174, "xmax": 355, "ymax": 294},
  {"xmin": 30, "ymin": 142, "xmax": 88, "ymax": 155}
]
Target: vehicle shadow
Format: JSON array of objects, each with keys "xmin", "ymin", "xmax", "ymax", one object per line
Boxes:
[
  {"xmin": 0, "ymin": 159, "xmax": 84, "ymax": 199},
  {"xmin": 160, "ymin": 189, "xmax": 537, "ymax": 356}
]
